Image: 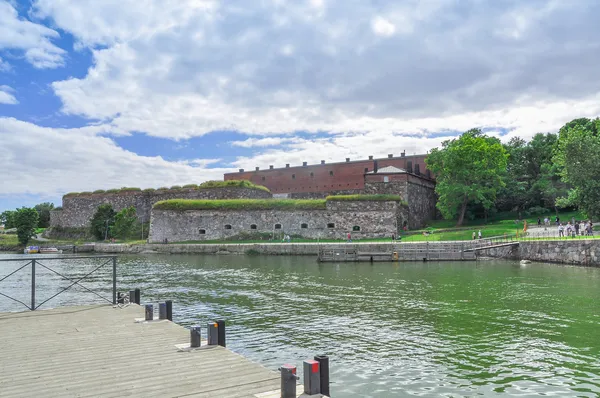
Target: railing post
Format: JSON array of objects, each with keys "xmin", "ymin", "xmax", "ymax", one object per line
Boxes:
[
  {"xmin": 31, "ymin": 259, "xmax": 36, "ymax": 311},
  {"xmin": 112, "ymin": 257, "xmax": 117, "ymax": 305}
]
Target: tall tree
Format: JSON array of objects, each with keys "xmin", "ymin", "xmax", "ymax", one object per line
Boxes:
[
  {"xmin": 90, "ymin": 204, "xmax": 116, "ymax": 240},
  {"xmin": 1, "ymin": 210, "xmax": 16, "ymax": 229},
  {"xmin": 34, "ymin": 202, "xmax": 55, "ymax": 228},
  {"xmin": 13, "ymin": 207, "xmax": 39, "ymax": 245},
  {"xmin": 426, "ymin": 129, "xmax": 508, "ymax": 226},
  {"xmin": 111, "ymin": 207, "xmax": 138, "ymax": 240},
  {"xmin": 554, "ymin": 118, "xmax": 600, "ymax": 219}
]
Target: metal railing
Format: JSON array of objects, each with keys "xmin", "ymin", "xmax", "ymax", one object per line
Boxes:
[{"xmin": 0, "ymin": 256, "xmax": 117, "ymax": 311}]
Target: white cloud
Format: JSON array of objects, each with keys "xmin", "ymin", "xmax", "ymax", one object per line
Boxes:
[
  {"xmin": 29, "ymin": 0, "xmax": 598, "ymax": 143},
  {"xmin": 0, "ymin": 0, "xmax": 65, "ymax": 68},
  {"xmin": 0, "ymin": 118, "xmax": 230, "ymax": 196},
  {"xmin": 371, "ymin": 16, "xmax": 396, "ymax": 37},
  {"xmin": 0, "ymin": 85, "xmax": 18, "ymax": 104},
  {"xmin": 230, "ymin": 137, "xmax": 298, "ymax": 148}
]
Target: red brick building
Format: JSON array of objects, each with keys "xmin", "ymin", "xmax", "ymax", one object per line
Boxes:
[{"xmin": 224, "ymin": 152, "xmax": 431, "ymax": 196}]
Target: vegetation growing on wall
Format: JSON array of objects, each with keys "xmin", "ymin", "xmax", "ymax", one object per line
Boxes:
[
  {"xmin": 154, "ymin": 199, "xmax": 326, "ymax": 211},
  {"xmin": 198, "ymin": 180, "xmax": 270, "ymax": 192}
]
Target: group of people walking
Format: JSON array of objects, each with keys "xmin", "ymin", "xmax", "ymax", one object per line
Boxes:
[{"xmin": 557, "ymin": 220, "xmax": 593, "ymax": 237}]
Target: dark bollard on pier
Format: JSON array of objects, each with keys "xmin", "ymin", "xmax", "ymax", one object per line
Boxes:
[
  {"xmin": 144, "ymin": 304, "xmax": 153, "ymax": 321},
  {"xmin": 279, "ymin": 364, "xmax": 298, "ymax": 398},
  {"xmin": 207, "ymin": 322, "xmax": 218, "ymax": 345},
  {"xmin": 303, "ymin": 359, "xmax": 320, "ymax": 395},
  {"xmin": 217, "ymin": 320, "xmax": 226, "ymax": 347},
  {"xmin": 158, "ymin": 302, "xmax": 167, "ymax": 320},
  {"xmin": 190, "ymin": 326, "xmax": 201, "ymax": 348},
  {"xmin": 165, "ymin": 300, "xmax": 173, "ymax": 321},
  {"xmin": 134, "ymin": 288, "xmax": 141, "ymax": 305},
  {"xmin": 129, "ymin": 290, "xmax": 135, "ymax": 304},
  {"xmin": 314, "ymin": 355, "xmax": 330, "ymax": 396}
]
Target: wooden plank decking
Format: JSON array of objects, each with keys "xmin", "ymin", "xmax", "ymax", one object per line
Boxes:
[{"xmin": 0, "ymin": 305, "xmax": 281, "ymax": 398}]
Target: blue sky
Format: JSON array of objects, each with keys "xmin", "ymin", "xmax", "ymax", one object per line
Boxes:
[{"xmin": 1, "ymin": 0, "xmax": 600, "ymax": 212}]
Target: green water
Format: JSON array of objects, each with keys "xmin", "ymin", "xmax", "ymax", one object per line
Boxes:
[{"xmin": 1, "ymin": 254, "xmax": 600, "ymax": 396}]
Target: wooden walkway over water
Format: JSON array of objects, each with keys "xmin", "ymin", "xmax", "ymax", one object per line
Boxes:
[{"xmin": 0, "ymin": 304, "xmax": 282, "ymax": 398}]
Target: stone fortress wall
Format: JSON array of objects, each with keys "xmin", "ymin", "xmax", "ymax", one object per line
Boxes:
[
  {"xmin": 50, "ymin": 187, "xmax": 271, "ymax": 229},
  {"xmin": 149, "ymin": 200, "xmax": 407, "ymax": 243}
]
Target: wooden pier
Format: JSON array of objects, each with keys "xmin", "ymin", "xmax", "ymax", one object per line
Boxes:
[{"xmin": 0, "ymin": 304, "xmax": 283, "ymax": 398}]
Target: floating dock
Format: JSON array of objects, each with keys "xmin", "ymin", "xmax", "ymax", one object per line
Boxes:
[{"xmin": 0, "ymin": 304, "xmax": 282, "ymax": 398}]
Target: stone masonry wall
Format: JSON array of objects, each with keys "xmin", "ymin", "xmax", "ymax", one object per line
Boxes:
[
  {"xmin": 50, "ymin": 187, "xmax": 272, "ymax": 228},
  {"xmin": 149, "ymin": 200, "xmax": 401, "ymax": 242},
  {"xmin": 406, "ymin": 176, "xmax": 437, "ymax": 230},
  {"xmin": 479, "ymin": 240, "xmax": 600, "ymax": 266}
]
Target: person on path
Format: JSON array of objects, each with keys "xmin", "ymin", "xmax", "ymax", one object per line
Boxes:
[
  {"xmin": 391, "ymin": 233, "xmax": 396, "ymax": 243},
  {"xmin": 478, "ymin": 230, "xmax": 482, "ymax": 239},
  {"xmin": 537, "ymin": 217, "xmax": 541, "ymax": 226},
  {"xmin": 347, "ymin": 232, "xmax": 352, "ymax": 243},
  {"xmin": 556, "ymin": 216, "xmax": 560, "ymax": 225},
  {"xmin": 472, "ymin": 231, "xmax": 476, "ymax": 240},
  {"xmin": 558, "ymin": 223, "xmax": 564, "ymax": 238},
  {"xmin": 575, "ymin": 221, "xmax": 580, "ymax": 236}
]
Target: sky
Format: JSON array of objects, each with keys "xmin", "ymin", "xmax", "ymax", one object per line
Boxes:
[{"xmin": 1, "ymin": 0, "xmax": 600, "ymax": 212}]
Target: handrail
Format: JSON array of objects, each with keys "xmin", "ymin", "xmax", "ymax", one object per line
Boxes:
[{"xmin": 0, "ymin": 256, "xmax": 117, "ymax": 311}]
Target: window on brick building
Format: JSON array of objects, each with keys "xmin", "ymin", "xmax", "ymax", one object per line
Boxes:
[
  {"xmin": 199, "ymin": 229, "xmax": 206, "ymax": 235},
  {"xmin": 292, "ymin": 174, "xmax": 296, "ymax": 179},
  {"xmin": 275, "ymin": 224, "xmax": 282, "ymax": 229},
  {"xmin": 310, "ymin": 172, "xmax": 314, "ymax": 177},
  {"xmin": 364, "ymin": 168, "xmax": 368, "ymax": 173},
  {"xmin": 224, "ymin": 225, "xmax": 232, "ymax": 230},
  {"xmin": 352, "ymin": 226, "xmax": 360, "ymax": 231},
  {"xmin": 261, "ymin": 176, "xmax": 265, "ymax": 181},
  {"xmin": 250, "ymin": 224, "xmax": 257, "ymax": 230},
  {"xmin": 329, "ymin": 171, "xmax": 334, "ymax": 176},
  {"xmin": 383, "ymin": 176, "xmax": 389, "ymax": 183},
  {"xmin": 301, "ymin": 223, "xmax": 308, "ymax": 229},
  {"xmin": 414, "ymin": 164, "xmax": 420, "ymax": 175},
  {"xmin": 327, "ymin": 223, "xmax": 335, "ymax": 228},
  {"xmin": 407, "ymin": 161, "xmax": 413, "ymax": 173}
]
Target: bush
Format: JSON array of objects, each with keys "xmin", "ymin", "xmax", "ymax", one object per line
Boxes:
[
  {"xmin": 182, "ymin": 184, "xmax": 199, "ymax": 189},
  {"xmin": 64, "ymin": 192, "xmax": 79, "ymax": 197},
  {"xmin": 198, "ymin": 180, "xmax": 270, "ymax": 192},
  {"xmin": 90, "ymin": 204, "xmax": 115, "ymax": 240},
  {"xmin": 93, "ymin": 189, "xmax": 106, "ymax": 194},
  {"xmin": 524, "ymin": 206, "xmax": 550, "ymax": 217},
  {"xmin": 79, "ymin": 191, "xmax": 93, "ymax": 195},
  {"xmin": 105, "ymin": 189, "xmax": 120, "ymax": 193},
  {"xmin": 157, "ymin": 187, "xmax": 169, "ymax": 191},
  {"xmin": 170, "ymin": 185, "xmax": 182, "ymax": 190},
  {"xmin": 142, "ymin": 188, "xmax": 156, "ymax": 193},
  {"xmin": 154, "ymin": 199, "xmax": 326, "ymax": 211},
  {"xmin": 119, "ymin": 187, "xmax": 142, "ymax": 192},
  {"xmin": 14, "ymin": 207, "xmax": 39, "ymax": 245}
]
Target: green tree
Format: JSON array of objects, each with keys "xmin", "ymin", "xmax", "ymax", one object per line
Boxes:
[
  {"xmin": 425, "ymin": 129, "xmax": 509, "ymax": 226},
  {"xmin": 90, "ymin": 204, "xmax": 116, "ymax": 240},
  {"xmin": 34, "ymin": 202, "xmax": 55, "ymax": 228},
  {"xmin": 13, "ymin": 207, "xmax": 39, "ymax": 245},
  {"xmin": 1, "ymin": 210, "xmax": 16, "ymax": 229},
  {"xmin": 111, "ymin": 206, "xmax": 138, "ymax": 240},
  {"xmin": 554, "ymin": 118, "xmax": 600, "ymax": 219}
]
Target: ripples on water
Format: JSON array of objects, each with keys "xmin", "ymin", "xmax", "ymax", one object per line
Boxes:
[{"xmin": 1, "ymin": 254, "xmax": 600, "ymax": 396}]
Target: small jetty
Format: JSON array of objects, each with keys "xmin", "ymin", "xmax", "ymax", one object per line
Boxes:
[
  {"xmin": 318, "ymin": 237, "xmax": 519, "ymax": 262},
  {"xmin": 0, "ymin": 304, "xmax": 283, "ymax": 398}
]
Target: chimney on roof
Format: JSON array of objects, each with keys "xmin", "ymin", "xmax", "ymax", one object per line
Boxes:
[
  {"xmin": 255, "ymin": 167, "xmax": 259, "ymax": 171},
  {"xmin": 401, "ymin": 151, "xmax": 406, "ymax": 157},
  {"xmin": 269, "ymin": 165, "xmax": 274, "ymax": 169},
  {"xmin": 239, "ymin": 169, "xmax": 244, "ymax": 172},
  {"xmin": 303, "ymin": 162, "xmax": 307, "ymax": 166},
  {"xmin": 286, "ymin": 164, "xmax": 290, "ymax": 168},
  {"xmin": 321, "ymin": 160, "xmax": 325, "ymax": 164},
  {"xmin": 388, "ymin": 154, "xmax": 393, "ymax": 158},
  {"xmin": 346, "ymin": 158, "xmax": 350, "ymax": 162},
  {"xmin": 368, "ymin": 155, "xmax": 373, "ymax": 160},
  {"xmin": 374, "ymin": 160, "xmax": 379, "ymax": 173}
]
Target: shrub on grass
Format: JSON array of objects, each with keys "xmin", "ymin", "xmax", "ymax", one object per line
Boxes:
[
  {"xmin": 198, "ymin": 180, "xmax": 270, "ymax": 192},
  {"xmin": 153, "ymin": 198, "xmax": 326, "ymax": 211}
]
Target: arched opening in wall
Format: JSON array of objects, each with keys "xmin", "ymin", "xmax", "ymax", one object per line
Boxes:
[
  {"xmin": 352, "ymin": 226, "xmax": 360, "ymax": 231},
  {"xmin": 310, "ymin": 172, "xmax": 314, "ymax": 178},
  {"xmin": 275, "ymin": 224, "xmax": 282, "ymax": 230},
  {"xmin": 224, "ymin": 224, "xmax": 232, "ymax": 230},
  {"xmin": 292, "ymin": 174, "xmax": 296, "ymax": 179},
  {"xmin": 329, "ymin": 171, "xmax": 334, "ymax": 176},
  {"xmin": 327, "ymin": 223, "xmax": 335, "ymax": 229},
  {"xmin": 199, "ymin": 229, "xmax": 206, "ymax": 235},
  {"xmin": 414, "ymin": 164, "xmax": 420, "ymax": 175},
  {"xmin": 301, "ymin": 223, "xmax": 308, "ymax": 229},
  {"xmin": 250, "ymin": 224, "xmax": 257, "ymax": 230}
]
